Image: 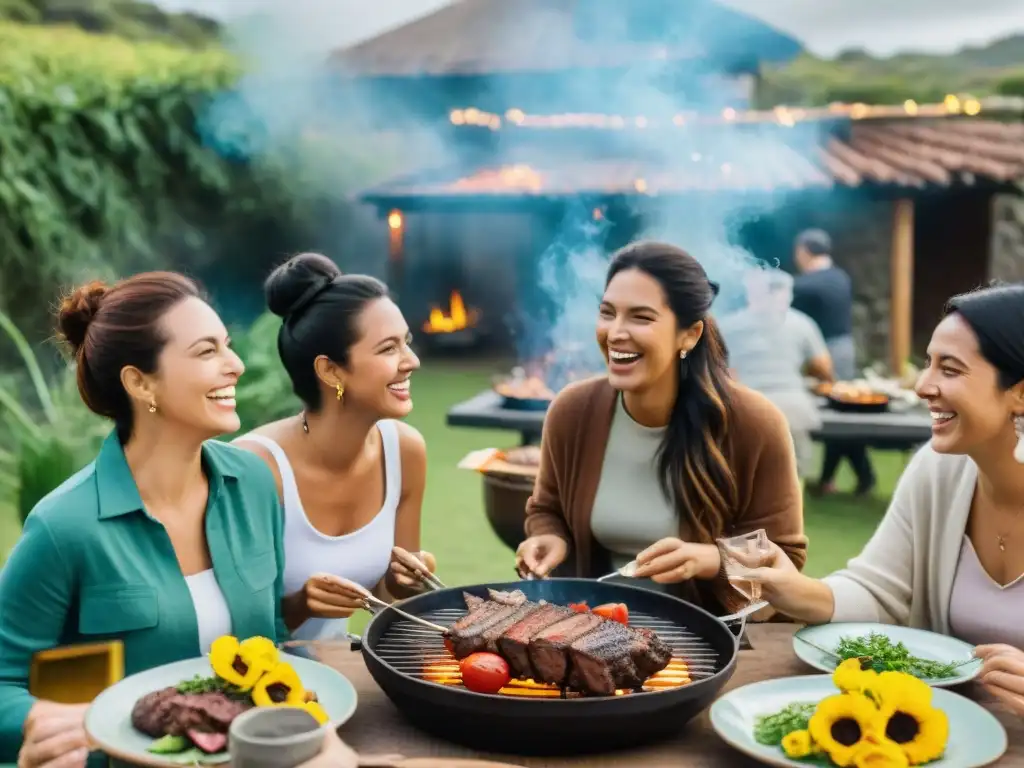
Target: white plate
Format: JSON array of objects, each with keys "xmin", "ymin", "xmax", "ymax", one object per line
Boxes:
[
  {"xmin": 794, "ymin": 623, "xmax": 982, "ymax": 687},
  {"xmin": 710, "ymin": 675, "xmax": 1007, "ymax": 767},
  {"xmin": 85, "ymin": 654, "xmax": 357, "ymax": 767}
]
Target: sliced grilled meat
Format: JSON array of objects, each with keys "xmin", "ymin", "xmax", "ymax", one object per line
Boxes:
[
  {"xmin": 497, "ymin": 603, "xmax": 574, "ymax": 679},
  {"xmin": 449, "ymin": 602, "xmax": 522, "ymax": 658},
  {"xmin": 569, "ymin": 621, "xmax": 646, "ymax": 695},
  {"xmin": 630, "ymin": 627, "xmax": 674, "ymax": 679},
  {"xmin": 477, "ymin": 601, "xmax": 544, "ymax": 654},
  {"xmin": 528, "ymin": 612, "xmax": 605, "ymax": 685}
]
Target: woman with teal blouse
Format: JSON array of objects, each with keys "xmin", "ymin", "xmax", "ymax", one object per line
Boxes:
[{"xmin": 0, "ymin": 273, "xmax": 288, "ymax": 768}]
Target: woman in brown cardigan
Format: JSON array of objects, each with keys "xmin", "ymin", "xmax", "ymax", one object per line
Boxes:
[{"xmin": 515, "ymin": 241, "xmax": 808, "ymax": 616}]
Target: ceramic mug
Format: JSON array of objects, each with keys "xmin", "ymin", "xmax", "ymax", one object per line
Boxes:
[{"xmin": 229, "ymin": 707, "xmax": 327, "ymax": 768}]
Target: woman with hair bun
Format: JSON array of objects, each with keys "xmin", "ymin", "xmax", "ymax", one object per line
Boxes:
[
  {"xmin": 0, "ymin": 273, "xmax": 287, "ymax": 767},
  {"xmin": 747, "ymin": 283, "xmax": 1024, "ymax": 716},
  {"xmin": 235, "ymin": 253, "xmax": 435, "ymax": 644}
]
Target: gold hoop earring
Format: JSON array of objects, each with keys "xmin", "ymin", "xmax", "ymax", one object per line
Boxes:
[
  {"xmin": 148, "ymin": 402, "xmax": 158, "ymax": 413},
  {"xmin": 336, "ymin": 384, "xmax": 344, "ymax": 402}
]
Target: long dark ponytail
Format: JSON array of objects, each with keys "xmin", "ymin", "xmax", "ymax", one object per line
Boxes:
[{"xmin": 606, "ymin": 242, "xmax": 737, "ymax": 543}]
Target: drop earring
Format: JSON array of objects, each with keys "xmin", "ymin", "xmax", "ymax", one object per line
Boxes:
[
  {"xmin": 679, "ymin": 350, "xmax": 688, "ymax": 360},
  {"xmin": 148, "ymin": 401, "xmax": 157, "ymax": 413},
  {"xmin": 1014, "ymin": 415, "xmax": 1024, "ymax": 464},
  {"xmin": 336, "ymin": 383, "xmax": 345, "ymax": 402}
]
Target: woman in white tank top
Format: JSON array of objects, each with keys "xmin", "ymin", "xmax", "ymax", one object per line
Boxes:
[{"xmin": 234, "ymin": 253, "xmax": 437, "ymax": 642}]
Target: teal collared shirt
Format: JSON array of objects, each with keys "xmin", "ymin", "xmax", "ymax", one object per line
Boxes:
[{"xmin": 0, "ymin": 431, "xmax": 288, "ymax": 763}]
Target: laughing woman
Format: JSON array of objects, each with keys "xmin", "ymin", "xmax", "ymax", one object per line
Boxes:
[
  {"xmin": 235, "ymin": 253, "xmax": 435, "ymax": 644},
  {"xmin": 0, "ymin": 274, "xmax": 286, "ymax": 767},
  {"xmin": 745, "ymin": 284, "xmax": 1024, "ymax": 716},
  {"xmin": 515, "ymin": 241, "xmax": 808, "ymax": 616}
]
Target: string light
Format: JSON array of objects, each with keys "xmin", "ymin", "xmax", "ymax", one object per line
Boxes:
[
  {"xmin": 445, "ymin": 96, "xmax": 1004, "ymax": 131},
  {"xmin": 388, "ymin": 210, "xmax": 403, "ymax": 230}
]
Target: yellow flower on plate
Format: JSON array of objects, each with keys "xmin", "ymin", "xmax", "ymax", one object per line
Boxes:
[
  {"xmin": 809, "ymin": 693, "xmax": 884, "ymax": 767},
  {"xmin": 252, "ymin": 661, "xmax": 308, "ymax": 707},
  {"xmin": 292, "ymin": 700, "xmax": 329, "ymax": 725},
  {"xmin": 852, "ymin": 736, "xmax": 910, "ymax": 767},
  {"xmin": 875, "ymin": 688, "xmax": 948, "ymax": 765},
  {"xmin": 781, "ymin": 729, "xmax": 814, "ymax": 759},
  {"xmin": 834, "ymin": 658, "xmax": 879, "ymax": 694},
  {"xmin": 209, "ymin": 635, "xmax": 277, "ymax": 691},
  {"xmin": 870, "ymin": 671, "xmax": 933, "ymax": 708},
  {"xmin": 239, "ymin": 636, "xmax": 280, "ymax": 667}
]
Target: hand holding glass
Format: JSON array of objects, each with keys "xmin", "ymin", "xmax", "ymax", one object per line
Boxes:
[{"xmin": 717, "ymin": 529, "xmax": 773, "ymax": 602}]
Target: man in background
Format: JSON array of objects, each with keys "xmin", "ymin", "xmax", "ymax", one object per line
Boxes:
[
  {"xmin": 791, "ymin": 229, "xmax": 876, "ymax": 496},
  {"xmin": 719, "ymin": 268, "xmax": 833, "ymax": 485}
]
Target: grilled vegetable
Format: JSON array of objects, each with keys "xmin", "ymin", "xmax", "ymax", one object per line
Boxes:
[
  {"xmin": 459, "ymin": 652, "xmax": 511, "ymax": 694},
  {"xmin": 592, "ymin": 602, "xmax": 629, "ymax": 625},
  {"xmin": 252, "ymin": 661, "xmax": 307, "ymax": 706},
  {"xmin": 148, "ymin": 734, "xmax": 189, "ymax": 754}
]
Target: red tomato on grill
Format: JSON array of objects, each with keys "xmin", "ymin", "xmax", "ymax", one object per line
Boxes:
[
  {"xmin": 459, "ymin": 652, "xmax": 511, "ymax": 694},
  {"xmin": 592, "ymin": 602, "xmax": 629, "ymax": 625},
  {"xmin": 568, "ymin": 602, "xmax": 589, "ymax": 613}
]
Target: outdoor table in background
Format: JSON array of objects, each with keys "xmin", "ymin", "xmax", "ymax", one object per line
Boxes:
[
  {"xmin": 316, "ymin": 623, "xmax": 1024, "ymax": 767},
  {"xmin": 447, "ymin": 390, "xmax": 934, "ymax": 450}
]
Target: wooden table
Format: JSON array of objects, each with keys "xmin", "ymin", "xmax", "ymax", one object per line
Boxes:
[
  {"xmin": 317, "ymin": 624, "xmax": 1024, "ymax": 767},
  {"xmin": 447, "ymin": 390, "xmax": 933, "ymax": 450}
]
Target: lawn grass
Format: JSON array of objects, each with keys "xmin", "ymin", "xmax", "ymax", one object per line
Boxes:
[{"xmin": 0, "ymin": 360, "xmax": 900, "ymax": 633}]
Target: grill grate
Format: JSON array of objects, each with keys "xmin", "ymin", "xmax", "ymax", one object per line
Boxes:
[{"xmin": 374, "ymin": 607, "xmax": 722, "ymax": 695}]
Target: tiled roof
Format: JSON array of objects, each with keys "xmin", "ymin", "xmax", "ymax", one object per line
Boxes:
[
  {"xmin": 331, "ymin": 0, "xmax": 802, "ymax": 77},
  {"xmin": 361, "ymin": 119, "xmax": 1024, "ymax": 202}
]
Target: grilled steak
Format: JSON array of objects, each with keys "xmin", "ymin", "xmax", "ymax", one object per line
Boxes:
[
  {"xmin": 497, "ymin": 603, "xmax": 574, "ymax": 679},
  {"xmin": 528, "ymin": 612, "xmax": 605, "ymax": 684},
  {"xmin": 131, "ymin": 685, "xmax": 251, "ymax": 739},
  {"xmin": 446, "ymin": 594, "xmax": 675, "ymax": 696}
]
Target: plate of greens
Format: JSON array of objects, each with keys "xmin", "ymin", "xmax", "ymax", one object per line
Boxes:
[
  {"xmin": 793, "ymin": 623, "xmax": 982, "ymax": 687},
  {"xmin": 709, "ymin": 672, "xmax": 1007, "ymax": 767}
]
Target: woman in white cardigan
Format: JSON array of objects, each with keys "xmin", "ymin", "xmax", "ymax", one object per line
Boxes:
[{"xmin": 748, "ymin": 283, "xmax": 1024, "ymax": 717}]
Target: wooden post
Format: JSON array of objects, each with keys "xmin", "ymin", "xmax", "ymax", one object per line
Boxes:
[
  {"xmin": 890, "ymin": 199, "xmax": 915, "ymax": 376},
  {"xmin": 387, "ymin": 209, "xmax": 404, "ymax": 300}
]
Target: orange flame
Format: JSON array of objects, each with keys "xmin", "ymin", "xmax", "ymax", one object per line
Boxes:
[
  {"xmin": 421, "ymin": 657, "xmax": 692, "ymax": 697},
  {"xmin": 423, "ymin": 290, "xmax": 478, "ymax": 334}
]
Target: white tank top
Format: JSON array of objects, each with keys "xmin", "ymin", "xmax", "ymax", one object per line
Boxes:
[
  {"xmin": 185, "ymin": 569, "xmax": 233, "ymax": 653},
  {"xmin": 238, "ymin": 421, "xmax": 402, "ymax": 642}
]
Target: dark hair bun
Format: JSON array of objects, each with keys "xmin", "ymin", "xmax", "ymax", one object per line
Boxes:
[
  {"xmin": 57, "ymin": 280, "xmax": 110, "ymax": 353},
  {"xmin": 265, "ymin": 252, "xmax": 342, "ymax": 318}
]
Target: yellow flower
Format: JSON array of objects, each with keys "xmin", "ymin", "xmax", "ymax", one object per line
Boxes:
[
  {"xmin": 292, "ymin": 700, "xmax": 329, "ymax": 725},
  {"xmin": 252, "ymin": 661, "xmax": 308, "ymax": 707},
  {"xmin": 809, "ymin": 693, "xmax": 884, "ymax": 767},
  {"xmin": 781, "ymin": 729, "xmax": 814, "ymax": 759},
  {"xmin": 209, "ymin": 635, "xmax": 277, "ymax": 691},
  {"xmin": 870, "ymin": 671, "xmax": 933, "ymax": 708},
  {"xmin": 852, "ymin": 736, "xmax": 910, "ymax": 768},
  {"xmin": 875, "ymin": 684, "xmax": 948, "ymax": 766},
  {"xmin": 239, "ymin": 636, "xmax": 279, "ymax": 667},
  {"xmin": 834, "ymin": 658, "xmax": 879, "ymax": 694}
]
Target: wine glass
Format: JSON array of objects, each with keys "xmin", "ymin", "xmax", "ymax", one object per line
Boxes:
[{"xmin": 716, "ymin": 529, "xmax": 773, "ymax": 602}]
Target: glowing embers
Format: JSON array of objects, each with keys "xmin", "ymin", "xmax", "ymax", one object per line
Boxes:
[{"xmin": 420, "ymin": 656, "xmax": 692, "ymax": 698}]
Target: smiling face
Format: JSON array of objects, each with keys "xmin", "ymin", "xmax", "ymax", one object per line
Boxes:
[
  {"xmin": 123, "ymin": 296, "xmax": 245, "ymax": 438},
  {"xmin": 596, "ymin": 267, "xmax": 703, "ymax": 393},
  {"xmin": 916, "ymin": 312, "xmax": 1022, "ymax": 456},
  {"xmin": 325, "ymin": 297, "xmax": 420, "ymax": 418}
]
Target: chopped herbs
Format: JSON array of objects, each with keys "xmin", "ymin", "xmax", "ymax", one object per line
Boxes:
[
  {"xmin": 175, "ymin": 674, "xmax": 249, "ymax": 699},
  {"xmin": 753, "ymin": 702, "xmax": 817, "ymax": 745},
  {"xmin": 833, "ymin": 632, "xmax": 958, "ymax": 679}
]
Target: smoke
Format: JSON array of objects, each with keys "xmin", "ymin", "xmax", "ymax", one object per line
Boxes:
[{"xmin": 198, "ymin": 0, "xmax": 818, "ymax": 369}]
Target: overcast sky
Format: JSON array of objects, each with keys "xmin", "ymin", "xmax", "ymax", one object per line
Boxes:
[{"xmin": 154, "ymin": 0, "xmax": 1024, "ymax": 56}]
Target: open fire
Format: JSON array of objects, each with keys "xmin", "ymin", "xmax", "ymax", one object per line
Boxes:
[
  {"xmin": 421, "ymin": 657, "xmax": 692, "ymax": 697},
  {"xmin": 423, "ymin": 290, "xmax": 479, "ymax": 334}
]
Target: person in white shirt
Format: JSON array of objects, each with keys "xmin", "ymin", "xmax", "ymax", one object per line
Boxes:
[
  {"xmin": 746, "ymin": 283, "xmax": 1024, "ymax": 717},
  {"xmin": 235, "ymin": 253, "xmax": 436, "ymax": 643}
]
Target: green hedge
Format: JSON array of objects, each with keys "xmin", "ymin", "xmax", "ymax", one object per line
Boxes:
[{"xmin": 0, "ymin": 20, "xmax": 256, "ymax": 331}]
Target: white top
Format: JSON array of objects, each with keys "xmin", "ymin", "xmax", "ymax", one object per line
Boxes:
[
  {"xmin": 823, "ymin": 444, "xmax": 1009, "ymax": 636},
  {"xmin": 185, "ymin": 569, "xmax": 233, "ymax": 653},
  {"xmin": 591, "ymin": 395, "xmax": 677, "ymax": 570},
  {"xmin": 237, "ymin": 422, "xmax": 402, "ymax": 642},
  {"xmin": 948, "ymin": 537, "xmax": 1024, "ymax": 648}
]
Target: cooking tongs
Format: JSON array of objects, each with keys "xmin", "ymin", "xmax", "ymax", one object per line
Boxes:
[{"xmin": 391, "ymin": 546, "xmax": 448, "ymax": 592}]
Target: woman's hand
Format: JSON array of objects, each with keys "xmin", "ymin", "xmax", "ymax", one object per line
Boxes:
[
  {"xmin": 516, "ymin": 535, "xmax": 569, "ymax": 579},
  {"xmin": 743, "ymin": 541, "xmax": 835, "ymax": 624},
  {"xmin": 388, "ymin": 549, "xmax": 437, "ymax": 592},
  {"xmin": 18, "ymin": 701, "xmax": 90, "ymax": 768},
  {"xmin": 301, "ymin": 573, "xmax": 368, "ymax": 620},
  {"xmin": 634, "ymin": 538, "xmax": 721, "ymax": 583},
  {"xmin": 976, "ymin": 644, "xmax": 1024, "ymax": 716}
]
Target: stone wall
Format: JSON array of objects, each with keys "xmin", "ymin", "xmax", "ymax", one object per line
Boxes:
[
  {"xmin": 989, "ymin": 193, "xmax": 1024, "ymax": 284},
  {"xmin": 812, "ymin": 201, "xmax": 894, "ymax": 368}
]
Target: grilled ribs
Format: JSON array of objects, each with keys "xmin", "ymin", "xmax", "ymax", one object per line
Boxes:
[{"xmin": 446, "ymin": 591, "xmax": 673, "ymax": 696}]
